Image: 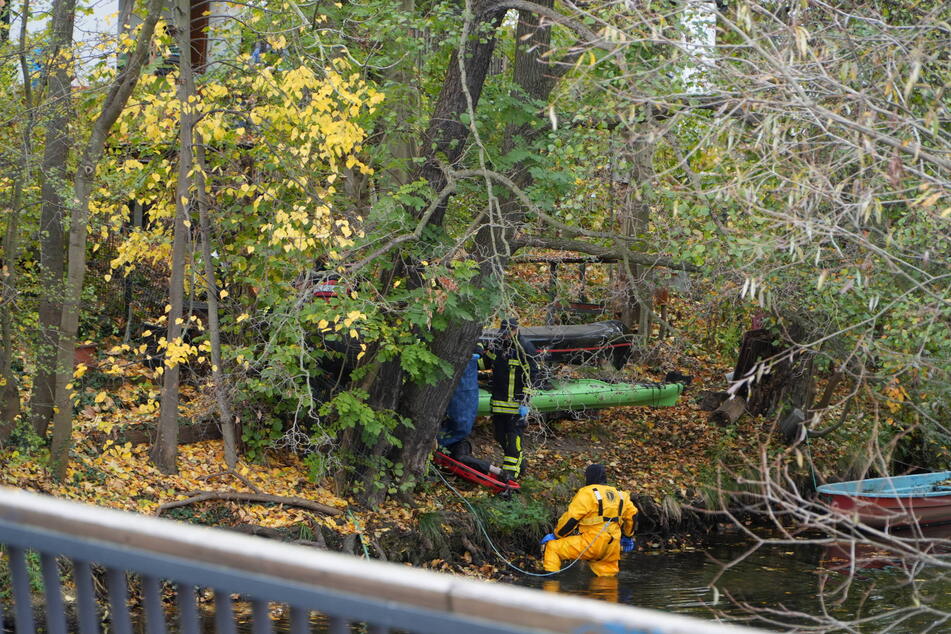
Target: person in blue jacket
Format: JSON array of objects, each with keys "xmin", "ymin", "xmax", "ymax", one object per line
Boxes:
[{"xmin": 439, "ymin": 351, "xmax": 481, "ymax": 451}]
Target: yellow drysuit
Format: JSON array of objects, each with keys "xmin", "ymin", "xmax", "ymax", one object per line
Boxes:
[{"xmin": 542, "ymin": 484, "xmax": 637, "ymax": 577}]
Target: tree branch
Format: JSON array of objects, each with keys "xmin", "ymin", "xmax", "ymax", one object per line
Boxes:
[
  {"xmin": 516, "ymin": 235, "xmax": 699, "ymax": 272},
  {"xmin": 479, "ymin": 0, "xmax": 612, "ymax": 51}
]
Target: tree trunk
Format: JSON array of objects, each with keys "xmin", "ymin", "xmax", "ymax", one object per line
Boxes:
[
  {"xmin": 194, "ymin": 135, "xmax": 237, "ymax": 468},
  {"xmin": 0, "ymin": 1, "xmax": 36, "ymax": 439},
  {"xmin": 153, "ymin": 0, "xmax": 194, "ymax": 474},
  {"xmin": 49, "ymin": 0, "xmax": 166, "ymax": 479},
  {"xmin": 618, "ymin": 131, "xmax": 656, "ymax": 347},
  {"xmin": 28, "ymin": 0, "xmax": 76, "ymax": 438},
  {"xmin": 732, "ymin": 328, "xmax": 777, "ymax": 402},
  {"xmin": 351, "ymin": 3, "xmax": 507, "ymax": 503},
  {"xmin": 416, "ymin": 2, "xmax": 507, "ymax": 228},
  {"xmin": 0, "ymin": 2, "xmax": 10, "ymax": 44},
  {"xmin": 382, "ymin": 0, "xmax": 565, "ymax": 493},
  {"xmin": 1, "ymin": 181, "xmax": 24, "ymax": 435},
  {"xmin": 709, "ymin": 395, "xmax": 747, "ymax": 426},
  {"xmin": 381, "ymin": 0, "xmax": 417, "ymax": 189}
]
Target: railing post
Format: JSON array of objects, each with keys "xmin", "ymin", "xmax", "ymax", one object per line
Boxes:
[
  {"xmin": 40, "ymin": 552, "xmax": 68, "ymax": 634},
  {"xmin": 106, "ymin": 568, "xmax": 134, "ymax": 634},
  {"xmin": 214, "ymin": 590, "xmax": 238, "ymax": 634},
  {"xmin": 176, "ymin": 583, "xmax": 201, "ymax": 634},
  {"xmin": 8, "ymin": 545, "xmax": 36, "ymax": 634},
  {"xmin": 73, "ymin": 559, "xmax": 100, "ymax": 634},
  {"xmin": 142, "ymin": 575, "xmax": 168, "ymax": 634},
  {"xmin": 328, "ymin": 615, "xmax": 348, "ymax": 634},
  {"xmin": 290, "ymin": 605, "xmax": 310, "ymax": 634},
  {"xmin": 252, "ymin": 599, "xmax": 273, "ymax": 634}
]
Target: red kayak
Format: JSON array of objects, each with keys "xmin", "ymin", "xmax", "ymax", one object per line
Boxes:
[{"xmin": 433, "ymin": 452, "xmax": 520, "ymax": 494}]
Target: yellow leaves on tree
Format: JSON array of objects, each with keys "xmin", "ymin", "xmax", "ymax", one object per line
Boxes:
[{"xmin": 161, "ymin": 336, "xmax": 212, "ymax": 369}]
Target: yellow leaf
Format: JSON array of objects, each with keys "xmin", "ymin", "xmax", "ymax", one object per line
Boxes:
[
  {"xmin": 220, "ymin": 289, "xmax": 229, "ymax": 299},
  {"xmin": 236, "ymin": 313, "xmax": 249, "ymax": 323},
  {"xmin": 142, "ymin": 330, "xmax": 152, "ymax": 337},
  {"xmin": 95, "ymin": 391, "xmax": 108, "ymax": 404}
]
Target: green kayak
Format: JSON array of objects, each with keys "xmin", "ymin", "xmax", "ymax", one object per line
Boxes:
[{"xmin": 476, "ymin": 379, "xmax": 684, "ymax": 415}]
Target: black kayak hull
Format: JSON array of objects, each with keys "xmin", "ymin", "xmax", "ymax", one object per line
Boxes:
[{"xmin": 480, "ymin": 320, "xmax": 633, "ymax": 369}]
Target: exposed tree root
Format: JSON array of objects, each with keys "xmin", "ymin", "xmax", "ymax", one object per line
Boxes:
[
  {"xmin": 155, "ymin": 490, "xmax": 343, "ymax": 516},
  {"xmin": 199, "ymin": 469, "xmax": 263, "ymax": 494}
]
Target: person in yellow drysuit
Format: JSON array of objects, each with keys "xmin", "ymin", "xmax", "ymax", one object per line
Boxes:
[{"xmin": 540, "ymin": 464, "xmax": 637, "ymax": 577}]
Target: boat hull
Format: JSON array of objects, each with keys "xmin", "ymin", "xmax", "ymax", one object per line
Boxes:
[
  {"xmin": 817, "ymin": 472, "xmax": 951, "ymax": 529},
  {"xmin": 476, "ymin": 379, "xmax": 684, "ymax": 416},
  {"xmin": 480, "ymin": 320, "xmax": 633, "ymax": 369},
  {"xmin": 822, "ymin": 493, "xmax": 951, "ymax": 528}
]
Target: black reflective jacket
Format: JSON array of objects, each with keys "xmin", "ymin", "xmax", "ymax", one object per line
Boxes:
[{"xmin": 484, "ymin": 334, "xmax": 539, "ymax": 414}]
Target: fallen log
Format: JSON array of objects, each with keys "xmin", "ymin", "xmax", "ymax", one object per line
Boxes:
[
  {"xmin": 86, "ymin": 418, "xmax": 221, "ymax": 447},
  {"xmin": 226, "ymin": 523, "xmax": 329, "ymax": 550},
  {"xmin": 226, "ymin": 523, "xmax": 287, "ymax": 539},
  {"xmin": 709, "ymin": 396, "xmax": 746, "ymax": 426},
  {"xmin": 155, "ymin": 491, "xmax": 343, "ymax": 516}
]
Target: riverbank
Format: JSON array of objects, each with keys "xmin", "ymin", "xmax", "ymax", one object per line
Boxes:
[{"xmin": 1, "ymin": 337, "xmax": 854, "ymax": 583}]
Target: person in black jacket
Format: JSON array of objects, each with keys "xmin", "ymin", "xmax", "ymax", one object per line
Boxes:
[{"xmin": 482, "ymin": 318, "xmax": 539, "ymax": 479}]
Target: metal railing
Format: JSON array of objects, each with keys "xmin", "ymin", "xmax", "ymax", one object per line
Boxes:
[{"xmin": 0, "ymin": 487, "xmax": 761, "ymax": 634}]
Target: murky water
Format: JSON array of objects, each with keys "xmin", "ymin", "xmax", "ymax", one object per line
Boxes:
[
  {"xmin": 118, "ymin": 527, "xmax": 951, "ymax": 633},
  {"xmin": 519, "ymin": 526, "xmax": 951, "ymax": 632}
]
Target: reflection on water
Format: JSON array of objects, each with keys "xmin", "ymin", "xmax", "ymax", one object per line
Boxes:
[
  {"xmin": 544, "ymin": 576, "xmax": 620, "ymax": 603},
  {"xmin": 520, "ymin": 526, "xmax": 951, "ymax": 631}
]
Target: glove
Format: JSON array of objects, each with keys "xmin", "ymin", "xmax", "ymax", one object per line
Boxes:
[
  {"xmin": 519, "ymin": 405, "xmax": 529, "ymax": 417},
  {"xmin": 540, "ymin": 533, "xmax": 556, "ymax": 547},
  {"xmin": 620, "ymin": 537, "xmax": 635, "ymax": 553}
]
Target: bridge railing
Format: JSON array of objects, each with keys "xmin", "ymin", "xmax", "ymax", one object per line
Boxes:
[{"xmin": 0, "ymin": 487, "xmax": 760, "ymax": 634}]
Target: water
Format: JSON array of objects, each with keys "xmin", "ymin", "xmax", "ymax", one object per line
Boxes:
[
  {"xmin": 519, "ymin": 526, "xmax": 951, "ymax": 632},
  {"xmin": 124, "ymin": 527, "xmax": 951, "ymax": 632}
]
